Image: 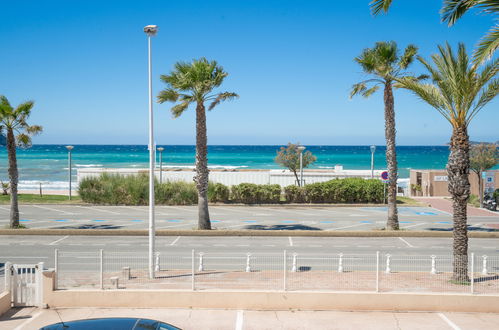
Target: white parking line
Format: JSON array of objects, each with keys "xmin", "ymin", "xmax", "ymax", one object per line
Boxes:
[
  {"xmin": 32, "ymin": 205, "xmax": 75, "ymax": 215},
  {"xmin": 235, "ymin": 310, "xmax": 244, "ymax": 330},
  {"xmin": 13, "ymin": 310, "xmax": 44, "ymax": 330},
  {"xmin": 402, "ymin": 222, "xmax": 428, "ymax": 228},
  {"xmin": 330, "ymin": 223, "xmax": 368, "ymax": 230},
  {"xmin": 49, "ymin": 235, "xmax": 69, "ymax": 245},
  {"xmin": 438, "ymin": 313, "xmax": 461, "ymax": 330},
  {"xmin": 170, "ymin": 236, "xmax": 181, "ymax": 246},
  {"xmin": 76, "ymin": 206, "xmax": 121, "ymax": 215},
  {"xmin": 0, "ymin": 206, "xmax": 23, "ymax": 214},
  {"xmin": 159, "ymin": 206, "xmax": 197, "ymax": 212},
  {"xmin": 398, "ymin": 237, "xmax": 415, "ymax": 248},
  {"xmin": 288, "ymin": 237, "xmax": 293, "ymax": 246}
]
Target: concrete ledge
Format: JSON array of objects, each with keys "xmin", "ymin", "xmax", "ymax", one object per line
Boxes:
[
  {"xmin": 0, "ymin": 291, "xmax": 11, "ymax": 317},
  {"xmin": 1, "ymin": 228, "xmax": 498, "ymax": 238}
]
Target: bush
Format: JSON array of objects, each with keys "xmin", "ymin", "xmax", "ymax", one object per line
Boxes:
[
  {"xmin": 156, "ymin": 181, "xmax": 198, "ymax": 205},
  {"xmin": 284, "ymin": 185, "xmax": 306, "ymax": 203},
  {"xmin": 231, "ymin": 183, "xmax": 281, "ymax": 204},
  {"xmin": 208, "ymin": 182, "xmax": 230, "ymax": 203}
]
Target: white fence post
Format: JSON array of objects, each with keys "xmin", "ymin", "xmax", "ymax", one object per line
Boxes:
[
  {"xmin": 471, "ymin": 253, "xmax": 474, "ymax": 294},
  {"xmin": 283, "ymin": 250, "xmax": 287, "ymax": 291},
  {"xmin": 36, "ymin": 262, "xmax": 44, "ymax": 307},
  {"xmin": 291, "ymin": 253, "xmax": 297, "ymax": 272},
  {"xmin": 198, "ymin": 253, "xmax": 204, "ymax": 272},
  {"xmin": 482, "ymin": 255, "xmax": 488, "ymax": 275},
  {"xmin": 385, "ymin": 254, "xmax": 391, "ymax": 274},
  {"xmin": 376, "ymin": 251, "xmax": 380, "ymax": 293},
  {"xmin": 191, "ymin": 249, "xmax": 195, "ymax": 291},
  {"xmin": 338, "ymin": 253, "xmax": 343, "ymax": 273},
  {"xmin": 155, "ymin": 252, "xmax": 160, "ymax": 272},
  {"xmin": 99, "ymin": 249, "xmax": 104, "ymax": 290},
  {"xmin": 430, "ymin": 255, "xmax": 437, "ymax": 275},
  {"xmin": 54, "ymin": 249, "xmax": 59, "ymax": 290},
  {"xmin": 245, "ymin": 253, "xmax": 251, "ymax": 273},
  {"xmin": 5, "ymin": 262, "xmax": 11, "ymax": 293}
]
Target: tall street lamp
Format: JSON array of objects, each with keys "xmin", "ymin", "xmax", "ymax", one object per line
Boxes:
[
  {"xmin": 144, "ymin": 24, "xmax": 158, "ymax": 279},
  {"xmin": 65, "ymin": 146, "xmax": 74, "ymax": 200},
  {"xmin": 157, "ymin": 147, "xmax": 164, "ymax": 184},
  {"xmin": 370, "ymin": 145, "xmax": 376, "ymax": 179},
  {"xmin": 297, "ymin": 146, "xmax": 306, "ymax": 187}
]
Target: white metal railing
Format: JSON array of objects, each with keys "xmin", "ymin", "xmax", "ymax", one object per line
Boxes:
[{"xmin": 53, "ymin": 250, "xmax": 499, "ymax": 294}]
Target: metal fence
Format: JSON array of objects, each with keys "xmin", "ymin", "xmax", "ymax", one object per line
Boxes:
[{"xmin": 54, "ymin": 249, "xmax": 499, "ymax": 294}]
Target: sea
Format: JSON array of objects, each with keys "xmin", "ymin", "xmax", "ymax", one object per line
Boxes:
[{"xmin": 0, "ymin": 144, "xmax": 487, "ymax": 191}]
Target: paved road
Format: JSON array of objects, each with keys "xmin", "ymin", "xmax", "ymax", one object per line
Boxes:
[
  {"xmin": 1, "ymin": 204, "xmax": 498, "ymax": 231},
  {"xmin": 3, "ymin": 307, "xmax": 499, "ymax": 330}
]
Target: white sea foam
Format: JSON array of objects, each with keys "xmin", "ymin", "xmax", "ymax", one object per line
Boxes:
[
  {"xmin": 75, "ymin": 164, "xmax": 104, "ymax": 168},
  {"xmin": 18, "ymin": 180, "xmax": 77, "ymax": 190},
  {"xmin": 161, "ymin": 165, "xmax": 249, "ymax": 170}
]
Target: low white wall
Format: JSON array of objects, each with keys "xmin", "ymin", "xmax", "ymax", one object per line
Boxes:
[
  {"xmin": 77, "ymin": 168, "xmax": 384, "ymax": 187},
  {"xmin": 0, "ymin": 291, "xmax": 10, "ymax": 317}
]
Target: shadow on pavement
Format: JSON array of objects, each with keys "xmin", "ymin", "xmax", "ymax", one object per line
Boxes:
[
  {"xmin": 427, "ymin": 225, "xmax": 499, "ymax": 232},
  {"xmin": 54, "ymin": 224, "xmax": 124, "ymax": 230},
  {"xmin": 244, "ymin": 224, "xmax": 321, "ymax": 231}
]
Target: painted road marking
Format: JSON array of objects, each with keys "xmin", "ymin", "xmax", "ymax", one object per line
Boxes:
[
  {"xmin": 32, "ymin": 205, "xmax": 75, "ymax": 215},
  {"xmin": 282, "ymin": 220, "xmax": 295, "ymax": 223},
  {"xmin": 167, "ymin": 220, "xmax": 182, "ymax": 223},
  {"xmin": 53, "ymin": 219, "xmax": 68, "ymax": 222},
  {"xmin": 360, "ymin": 221, "xmax": 373, "ymax": 223},
  {"xmin": 93, "ymin": 220, "xmax": 106, "ymax": 222},
  {"xmin": 402, "ymin": 222, "xmax": 428, "ymax": 228},
  {"xmin": 13, "ymin": 310, "xmax": 44, "ymax": 330},
  {"xmin": 77, "ymin": 206, "xmax": 121, "ymax": 215},
  {"xmin": 398, "ymin": 237, "xmax": 415, "ymax": 248},
  {"xmin": 20, "ymin": 219, "xmax": 31, "ymax": 222},
  {"xmin": 438, "ymin": 313, "xmax": 461, "ymax": 330},
  {"xmin": 49, "ymin": 236, "xmax": 69, "ymax": 246},
  {"xmin": 320, "ymin": 221, "xmax": 335, "ymax": 223},
  {"xmin": 131, "ymin": 220, "xmax": 143, "ymax": 222},
  {"xmin": 170, "ymin": 236, "xmax": 181, "ymax": 246},
  {"xmin": 235, "ymin": 310, "xmax": 244, "ymax": 330},
  {"xmin": 435, "ymin": 221, "xmax": 451, "ymax": 224},
  {"xmin": 288, "ymin": 237, "xmax": 293, "ymax": 246},
  {"xmin": 0, "ymin": 206, "xmax": 23, "ymax": 214},
  {"xmin": 243, "ymin": 220, "xmax": 257, "ymax": 223},
  {"xmin": 331, "ymin": 223, "xmax": 369, "ymax": 230}
]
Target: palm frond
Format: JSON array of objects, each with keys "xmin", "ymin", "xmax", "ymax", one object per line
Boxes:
[
  {"xmin": 157, "ymin": 88, "xmax": 179, "ymax": 104},
  {"xmin": 469, "ymin": 78, "xmax": 499, "ymax": 123},
  {"xmin": 26, "ymin": 125, "xmax": 43, "ymax": 136},
  {"xmin": 369, "ymin": 0, "xmax": 393, "ymax": 15},
  {"xmin": 171, "ymin": 102, "xmax": 190, "ymax": 118},
  {"xmin": 16, "ymin": 133, "xmax": 32, "ymax": 148},
  {"xmin": 208, "ymin": 92, "xmax": 239, "ymax": 110},
  {"xmin": 399, "ymin": 44, "xmax": 418, "ymax": 69},
  {"xmin": 474, "ymin": 24, "xmax": 499, "ymax": 65},
  {"xmin": 441, "ymin": 0, "xmax": 476, "ymax": 26},
  {"xmin": 362, "ymin": 86, "xmax": 380, "ymax": 98},
  {"xmin": 350, "ymin": 82, "xmax": 367, "ymax": 98}
]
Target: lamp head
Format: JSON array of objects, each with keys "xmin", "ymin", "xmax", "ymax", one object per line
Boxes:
[
  {"xmin": 370, "ymin": 145, "xmax": 376, "ymax": 153},
  {"xmin": 297, "ymin": 146, "xmax": 306, "ymax": 153},
  {"xmin": 144, "ymin": 25, "xmax": 158, "ymax": 36},
  {"xmin": 157, "ymin": 147, "xmax": 165, "ymax": 152},
  {"xmin": 65, "ymin": 145, "xmax": 74, "ymax": 151}
]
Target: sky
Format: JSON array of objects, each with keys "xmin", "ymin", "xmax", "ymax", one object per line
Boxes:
[{"xmin": 0, "ymin": 0, "xmax": 497, "ymax": 145}]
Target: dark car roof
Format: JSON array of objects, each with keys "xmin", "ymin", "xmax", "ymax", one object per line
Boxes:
[{"xmin": 40, "ymin": 317, "xmax": 181, "ymax": 330}]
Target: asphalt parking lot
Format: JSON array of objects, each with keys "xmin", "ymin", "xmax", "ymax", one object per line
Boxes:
[{"xmin": 1, "ymin": 204, "xmax": 498, "ymax": 231}]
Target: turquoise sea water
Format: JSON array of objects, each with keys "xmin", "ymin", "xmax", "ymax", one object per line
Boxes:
[{"xmin": 0, "ymin": 144, "xmax": 487, "ymax": 190}]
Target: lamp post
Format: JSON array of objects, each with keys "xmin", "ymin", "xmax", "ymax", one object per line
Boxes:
[
  {"xmin": 370, "ymin": 145, "xmax": 376, "ymax": 179},
  {"xmin": 297, "ymin": 146, "xmax": 306, "ymax": 187},
  {"xmin": 144, "ymin": 24, "xmax": 158, "ymax": 279},
  {"xmin": 157, "ymin": 147, "xmax": 164, "ymax": 184},
  {"xmin": 65, "ymin": 146, "xmax": 74, "ymax": 200}
]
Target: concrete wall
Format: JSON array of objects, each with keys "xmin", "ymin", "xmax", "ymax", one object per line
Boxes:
[
  {"xmin": 42, "ymin": 271, "xmax": 499, "ymax": 313},
  {"xmin": 0, "ymin": 291, "xmax": 11, "ymax": 317},
  {"xmin": 410, "ymin": 169, "xmax": 499, "ymax": 197}
]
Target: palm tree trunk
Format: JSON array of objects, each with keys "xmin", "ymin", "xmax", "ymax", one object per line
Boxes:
[
  {"xmin": 195, "ymin": 102, "xmax": 211, "ymax": 230},
  {"xmin": 7, "ymin": 128, "xmax": 19, "ymax": 228},
  {"xmin": 447, "ymin": 125, "xmax": 470, "ymax": 282},
  {"xmin": 384, "ymin": 82, "xmax": 399, "ymax": 230}
]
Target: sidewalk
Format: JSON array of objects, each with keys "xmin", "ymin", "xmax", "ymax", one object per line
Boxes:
[
  {"xmin": 414, "ymin": 197, "xmax": 497, "ymax": 217},
  {"xmin": 2, "ymin": 307, "xmax": 499, "ymax": 330}
]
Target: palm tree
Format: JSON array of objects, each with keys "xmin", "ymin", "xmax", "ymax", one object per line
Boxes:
[
  {"xmin": 157, "ymin": 58, "xmax": 238, "ymax": 230},
  {"xmin": 370, "ymin": 0, "xmax": 499, "ymax": 64},
  {"xmin": 0, "ymin": 96, "xmax": 43, "ymax": 228},
  {"xmin": 397, "ymin": 43, "xmax": 499, "ymax": 281},
  {"xmin": 351, "ymin": 41, "xmax": 421, "ymax": 230}
]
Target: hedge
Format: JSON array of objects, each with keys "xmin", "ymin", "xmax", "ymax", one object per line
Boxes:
[{"xmin": 79, "ymin": 174, "xmax": 384, "ymax": 205}]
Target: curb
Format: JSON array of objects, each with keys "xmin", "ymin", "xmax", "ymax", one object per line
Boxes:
[{"xmin": 0, "ymin": 229, "xmax": 497, "ymax": 238}]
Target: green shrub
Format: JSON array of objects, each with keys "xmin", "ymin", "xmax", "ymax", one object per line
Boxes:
[
  {"xmin": 208, "ymin": 182, "xmax": 230, "ymax": 203},
  {"xmin": 230, "ymin": 183, "xmax": 281, "ymax": 204},
  {"xmin": 294, "ymin": 178, "xmax": 383, "ymax": 203},
  {"xmin": 156, "ymin": 181, "xmax": 198, "ymax": 205},
  {"xmin": 284, "ymin": 185, "xmax": 306, "ymax": 203}
]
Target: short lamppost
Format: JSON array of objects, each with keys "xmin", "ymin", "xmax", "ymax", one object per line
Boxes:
[
  {"xmin": 65, "ymin": 146, "xmax": 74, "ymax": 200},
  {"xmin": 297, "ymin": 146, "xmax": 306, "ymax": 187},
  {"xmin": 157, "ymin": 147, "xmax": 164, "ymax": 184},
  {"xmin": 144, "ymin": 24, "xmax": 158, "ymax": 279},
  {"xmin": 370, "ymin": 145, "xmax": 376, "ymax": 179}
]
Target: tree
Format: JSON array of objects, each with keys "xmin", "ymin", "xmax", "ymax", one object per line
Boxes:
[
  {"xmin": 351, "ymin": 41, "xmax": 422, "ymax": 230},
  {"xmin": 369, "ymin": 0, "xmax": 499, "ymax": 64},
  {"xmin": 274, "ymin": 143, "xmax": 317, "ymax": 186},
  {"xmin": 157, "ymin": 58, "xmax": 238, "ymax": 230},
  {"xmin": 397, "ymin": 43, "xmax": 499, "ymax": 282},
  {"xmin": 470, "ymin": 143, "xmax": 499, "ymax": 207},
  {"xmin": 0, "ymin": 96, "xmax": 43, "ymax": 228}
]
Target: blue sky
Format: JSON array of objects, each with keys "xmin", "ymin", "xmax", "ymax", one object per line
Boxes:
[{"xmin": 0, "ymin": 0, "xmax": 497, "ymax": 145}]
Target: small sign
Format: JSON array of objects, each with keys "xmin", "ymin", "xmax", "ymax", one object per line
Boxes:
[
  {"xmin": 381, "ymin": 171, "xmax": 389, "ymax": 181},
  {"xmin": 434, "ymin": 176, "xmax": 448, "ymax": 182}
]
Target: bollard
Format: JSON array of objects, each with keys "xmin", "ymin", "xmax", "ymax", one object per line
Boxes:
[
  {"xmin": 338, "ymin": 253, "xmax": 344, "ymax": 273},
  {"xmin": 110, "ymin": 276, "xmax": 119, "ymax": 289},
  {"xmin": 198, "ymin": 253, "xmax": 204, "ymax": 272},
  {"xmin": 431, "ymin": 255, "xmax": 437, "ymax": 275},
  {"xmin": 385, "ymin": 254, "xmax": 391, "ymax": 274},
  {"xmin": 122, "ymin": 267, "xmax": 131, "ymax": 280},
  {"xmin": 155, "ymin": 252, "xmax": 160, "ymax": 272},
  {"xmin": 246, "ymin": 253, "xmax": 251, "ymax": 272},
  {"xmin": 482, "ymin": 255, "xmax": 488, "ymax": 275},
  {"xmin": 291, "ymin": 253, "xmax": 297, "ymax": 272}
]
